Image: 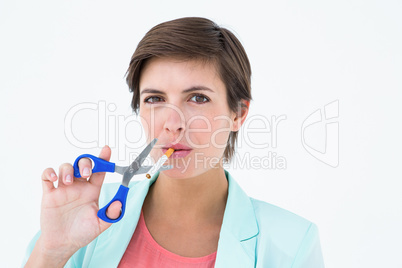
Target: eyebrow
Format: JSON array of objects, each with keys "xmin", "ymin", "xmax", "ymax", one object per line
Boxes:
[{"xmin": 140, "ymin": 86, "xmax": 214, "ymax": 96}]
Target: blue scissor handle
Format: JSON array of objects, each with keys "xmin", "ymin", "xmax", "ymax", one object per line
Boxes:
[
  {"xmin": 73, "ymin": 154, "xmax": 115, "ymax": 178},
  {"xmin": 97, "ymin": 185, "xmax": 129, "ymax": 223}
]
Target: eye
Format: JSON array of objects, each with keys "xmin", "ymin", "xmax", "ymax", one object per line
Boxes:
[
  {"xmin": 189, "ymin": 94, "xmax": 210, "ymax": 104},
  {"xmin": 144, "ymin": 96, "xmax": 164, "ymax": 103}
]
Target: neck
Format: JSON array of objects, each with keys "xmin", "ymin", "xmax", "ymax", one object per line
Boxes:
[{"xmin": 143, "ymin": 164, "xmax": 228, "ymax": 226}]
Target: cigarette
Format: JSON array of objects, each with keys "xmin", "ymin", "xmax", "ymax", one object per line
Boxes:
[
  {"xmin": 165, "ymin": 148, "xmax": 174, "ymax": 158},
  {"xmin": 148, "ymin": 148, "xmax": 174, "ymax": 174}
]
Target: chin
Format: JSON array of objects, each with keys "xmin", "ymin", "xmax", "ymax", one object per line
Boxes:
[
  {"xmin": 160, "ymin": 164, "xmax": 221, "ymax": 179},
  {"xmin": 160, "ymin": 167, "xmax": 197, "ymax": 178}
]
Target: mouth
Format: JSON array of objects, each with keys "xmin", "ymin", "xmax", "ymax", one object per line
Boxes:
[{"xmin": 161, "ymin": 143, "xmax": 192, "ymax": 158}]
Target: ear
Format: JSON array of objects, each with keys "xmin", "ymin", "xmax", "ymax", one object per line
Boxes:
[{"xmin": 231, "ymin": 100, "xmax": 250, "ymax": 132}]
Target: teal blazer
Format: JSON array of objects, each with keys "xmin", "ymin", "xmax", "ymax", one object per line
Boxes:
[{"xmin": 23, "ymin": 170, "xmax": 324, "ymax": 267}]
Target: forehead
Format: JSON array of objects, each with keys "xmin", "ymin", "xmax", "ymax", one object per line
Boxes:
[{"xmin": 139, "ymin": 57, "xmax": 225, "ymax": 94}]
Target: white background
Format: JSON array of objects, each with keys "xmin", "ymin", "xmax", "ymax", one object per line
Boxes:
[{"xmin": 1, "ymin": 0, "xmax": 401, "ymax": 267}]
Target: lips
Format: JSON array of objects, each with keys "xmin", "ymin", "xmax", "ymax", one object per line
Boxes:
[
  {"xmin": 161, "ymin": 143, "xmax": 192, "ymax": 158},
  {"xmin": 162, "ymin": 143, "xmax": 192, "ymax": 151}
]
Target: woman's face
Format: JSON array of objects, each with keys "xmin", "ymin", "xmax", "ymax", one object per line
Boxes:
[{"xmin": 139, "ymin": 57, "xmax": 238, "ymax": 178}]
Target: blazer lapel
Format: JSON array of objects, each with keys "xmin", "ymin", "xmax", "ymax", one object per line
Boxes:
[{"xmin": 214, "ymin": 170, "xmax": 259, "ymax": 267}]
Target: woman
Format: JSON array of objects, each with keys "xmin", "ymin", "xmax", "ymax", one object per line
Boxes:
[{"xmin": 24, "ymin": 17, "xmax": 324, "ymax": 267}]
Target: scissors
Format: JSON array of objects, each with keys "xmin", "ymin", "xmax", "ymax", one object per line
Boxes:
[{"xmin": 72, "ymin": 138, "xmax": 172, "ymax": 223}]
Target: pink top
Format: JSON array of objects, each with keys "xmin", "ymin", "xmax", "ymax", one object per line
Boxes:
[{"xmin": 118, "ymin": 209, "xmax": 217, "ymax": 268}]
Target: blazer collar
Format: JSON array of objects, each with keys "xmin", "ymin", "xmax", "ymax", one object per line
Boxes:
[
  {"xmin": 89, "ymin": 170, "xmax": 259, "ymax": 267},
  {"xmin": 214, "ymin": 170, "xmax": 259, "ymax": 267}
]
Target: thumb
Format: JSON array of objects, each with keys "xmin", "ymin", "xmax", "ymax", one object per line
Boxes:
[
  {"xmin": 89, "ymin": 145, "xmax": 112, "ymax": 186},
  {"xmin": 99, "ymin": 201, "xmax": 122, "ymax": 232}
]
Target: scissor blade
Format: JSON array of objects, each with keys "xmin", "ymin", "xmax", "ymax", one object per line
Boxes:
[{"xmin": 122, "ymin": 138, "xmax": 157, "ymax": 186}]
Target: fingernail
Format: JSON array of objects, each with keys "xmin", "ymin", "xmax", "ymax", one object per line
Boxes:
[
  {"xmin": 83, "ymin": 167, "xmax": 90, "ymax": 177},
  {"xmin": 66, "ymin": 174, "xmax": 72, "ymax": 183},
  {"xmin": 51, "ymin": 173, "xmax": 57, "ymax": 179}
]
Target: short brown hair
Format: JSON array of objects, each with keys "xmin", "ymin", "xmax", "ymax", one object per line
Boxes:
[{"xmin": 125, "ymin": 17, "xmax": 252, "ymax": 162}]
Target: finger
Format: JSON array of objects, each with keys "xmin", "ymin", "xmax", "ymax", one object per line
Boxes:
[
  {"xmin": 58, "ymin": 163, "xmax": 74, "ymax": 187},
  {"xmin": 107, "ymin": 201, "xmax": 122, "ymax": 220},
  {"xmin": 89, "ymin": 145, "xmax": 111, "ymax": 187},
  {"xmin": 99, "ymin": 201, "xmax": 122, "ymax": 232},
  {"xmin": 41, "ymin": 168, "xmax": 57, "ymax": 193},
  {"xmin": 77, "ymin": 157, "xmax": 92, "ymax": 179}
]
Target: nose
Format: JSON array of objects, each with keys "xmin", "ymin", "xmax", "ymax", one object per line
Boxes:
[{"xmin": 162, "ymin": 104, "xmax": 186, "ymax": 138}]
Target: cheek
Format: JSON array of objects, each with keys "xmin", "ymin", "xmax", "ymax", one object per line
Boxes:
[
  {"xmin": 211, "ymin": 118, "xmax": 232, "ymax": 149},
  {"xmin": 140, "ymin": 115, "xmax": 149, "ymax": 134},
  {"xmin": 139, "ymin": 112, "xmax": 151, "ymax": 139},
  {"xmin": 139, "ymin": 110, "xmax": 163, "ymax": 137},
  {"xmin": 187, "ymin": 115, "xmax": 211, "ymax": 132},
  {"xmin": 186, "ymin": 112, "xmax": 232, "ymax": 150}
]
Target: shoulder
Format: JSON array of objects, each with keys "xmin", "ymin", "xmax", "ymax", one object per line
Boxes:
[
  {"xmin": 250, "ymin": 198, "xmax": 324, "ymax": 267},
  {"xmin": 251, "ymin": 197, "xmax": 315, "ymax": 244},
  {"xmin": 250, "ymin": 197, "xmax": 313, "ymax": 233}
]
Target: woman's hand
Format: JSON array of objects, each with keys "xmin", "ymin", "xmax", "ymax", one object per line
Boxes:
[{"xmin": 26, "ymin": 146, "xmax": 122, "ymax": 267}]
